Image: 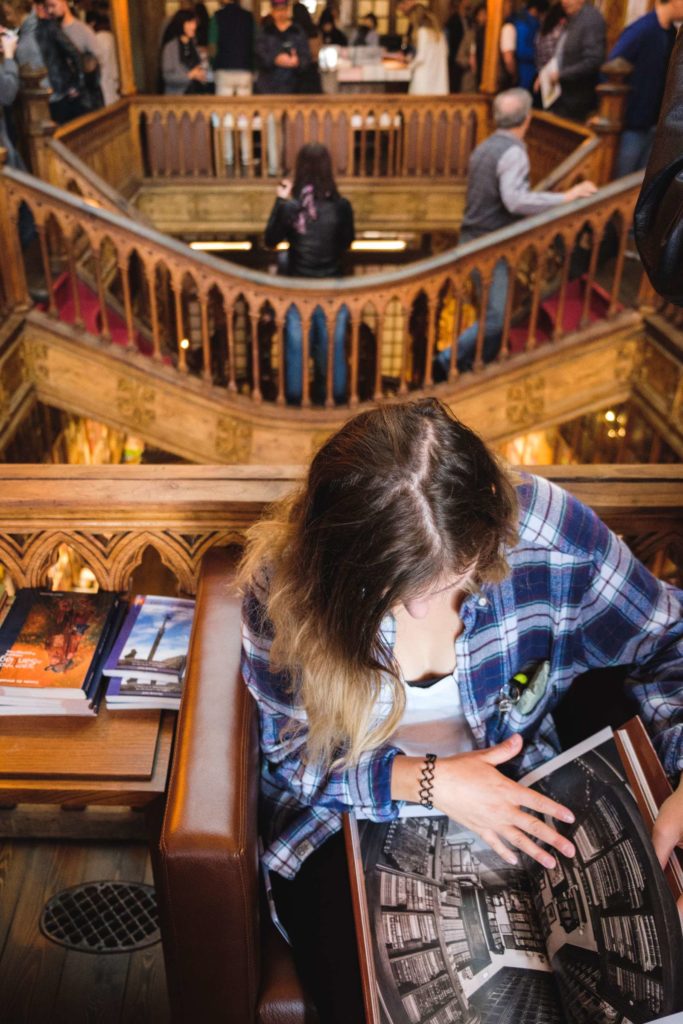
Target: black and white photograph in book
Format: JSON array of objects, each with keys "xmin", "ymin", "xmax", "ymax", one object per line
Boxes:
[{"xmin": 347, "ymin": 728, "xmax": 683, "ymax": 1024}]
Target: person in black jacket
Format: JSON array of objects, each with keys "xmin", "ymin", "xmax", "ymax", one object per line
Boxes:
[
  {"xmin": 264, "ymin": 143, "xmax": 355, "ymax": 404},
  {"xmin": 634, "ymin": 26, "xmax": 683, "ymax": 305}
]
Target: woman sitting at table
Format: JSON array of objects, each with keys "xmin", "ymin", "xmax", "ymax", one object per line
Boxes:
[
  {"xmin": 408, "ymin": 3, "xmax": 449, "ymax": 94},
  {"xmin": 161, "ymin": 11, "xmax": 212, "ymax": 95},
  {"xmin": 264, "ymin": 142, "xmax": 354, "ymax": 405}
]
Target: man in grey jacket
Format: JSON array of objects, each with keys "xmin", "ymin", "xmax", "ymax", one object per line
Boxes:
[
  {"xmin": 434, "ymin": 89, "xmax": 596, "ymax": 379},
  {"xmin": 549, "ymin": 0, "xmax": 606, "ymax": 121}
]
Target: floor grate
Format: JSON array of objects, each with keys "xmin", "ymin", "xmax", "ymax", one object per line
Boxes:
[{"xmin": 40, "ymin": 881, "xmax": 160, "ymax": 954}]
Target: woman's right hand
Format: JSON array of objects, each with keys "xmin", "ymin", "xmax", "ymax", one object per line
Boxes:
[
  {"xmin": 188, "ymin": 65, "xmax": 207, "ymax": 82},
  {"xmin": 391, "ymin": 734, "xmax": 576, "ymax": 869}
]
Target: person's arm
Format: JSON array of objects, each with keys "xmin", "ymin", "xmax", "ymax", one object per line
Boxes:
[
  {"xmin": 559, "ymin": 12, "xmax": 605, "ymax": 80},
  {"xmin": 255, "ymin": 28, "xmax": 277, "ymax": 71},
  {"xmin": 294, "ymin": 28, "xmax": 311, "ymax": 71},
  {"xmin": 634, "ymin": 28, "xmax": 683, "ymax": 304},
  {"xmin": 497, "ymin": 146, "xmax": 596, "ymax": 217},
  {"xmin": 500, "ymin": 22, "xmax": 517, "ymax": 78},
  {"xmin": 161, "ymin": 40, "xmax": 191, "ymax": 91},
  {"xmin": 338, "ymin": 197, "xmax": 355, "ymax": 252},
  {"xmin": 264, "ymin": 195, "xmax": 295, "ymax": 248},
  {"xmin": 241, "ymin": 587, "xmax": 401, "ymax": 821},
  {"xmin": 0, "ymin": 57, "xmax": 19, "ymax": 108},
  {"xmin": 410, "ymin": 26, "xmax": 427, "ymax": 69}
]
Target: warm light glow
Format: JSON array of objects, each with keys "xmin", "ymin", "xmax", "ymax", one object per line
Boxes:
[
  {"xmin": 83, "ymin": 197, "xmax": 102, "ymax": 209},
  {"xmin": 607, "ymin": 428, "xmax": 617, "ymax": 438},
  {"xmin": 605, "ymin": 410, "xmax": 616, "ymax": 422},
  {"xmin": 351, "ymin": 239, "xmax": 407, "ymax": 252},
  {"xmin": 276, "ymin": 242, "xmax": 290, "ymax": 251},
  {"xmin": 180, "ymin": 338, "xmax": 190, "ymax": 350},
  {"xmin": 617, "ymin": 427, "xmax": 626, "ymax": 437},
  {"xmin": 189, "ymin": 241, "xmax": 253, "ymax": 252}
]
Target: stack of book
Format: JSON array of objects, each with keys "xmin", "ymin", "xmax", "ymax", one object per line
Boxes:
[
  {"xmin": 0, "ymin": 589, "xmax": 122, "ymax": 716},
  {"xmin": 103, "ymin": 594, "xmax": 195, "ymax": 710}
]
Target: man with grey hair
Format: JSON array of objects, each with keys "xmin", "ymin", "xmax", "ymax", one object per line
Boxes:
[{"xmin": 434, "ymin": 87, "xmax": 596, "ymax": 378}]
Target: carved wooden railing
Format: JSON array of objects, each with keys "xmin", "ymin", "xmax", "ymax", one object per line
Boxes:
[
  {"xmin": 0, "ymin": 166, "xmax": 644, "ymax": 409},
  {"xmin": 0, "ymin": 465, "xmax": 680, "ymax": 594},
  {"xmin": 47, "ymin": 94, "xmax": 603, "ymax": 189}
]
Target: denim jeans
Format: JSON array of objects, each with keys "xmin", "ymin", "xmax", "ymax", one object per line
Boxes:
[
  {"xmin": 434, "ymin": 257, "xmax": 509, "ymax": 376},
  {"xmin": 614, "ymin": 127, "xmax": 656, "ymax": 178},
  {"xmin": 285, "ymin": 304, "xmax": 349, "ymax": 403}
]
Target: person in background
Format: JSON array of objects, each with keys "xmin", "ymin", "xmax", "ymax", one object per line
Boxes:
[
  {"xmin": 471, "ymin": 1, "xmax": 487, "ymax": 87},
  {"xmin": 608, "ymin": 0, "xmax": 683, "ymax": 177},
  {"xmin": 499, "ymin": 0, "xmax": 517, "ymax": 87},
  {"xmin": 84, "ymin": 9, "xmax": 119, "ymax": 105},
  {"xmin": 532, "ymin": 0, "xmax": 565, "ymax": 105},
  {"xmin": 513, "ymin": 0, "xmax": 543, "ymax": 91},
  {"xmin": 0, "ymin": 25, "xmax": 20, "ymax": 159},
  {"xmin": 433, "ymin": 88, "xmax": 596, "ymax": 377},
  {"xmin": 547, "ymin": 0, "xmax": 605, "ymax": 121},
  {"xmin": 240, "ymin": 396, "xmax": 683, "ymax": 1024},
  {"xmin": 209, "ymin": 0, "xmax": 254, "ymax": 97},
  {"xmin": 194, "ymin": 0, "xmax": 209, "ymax": 48},
  {"xmin": 255, "ymin": 0, "xmax": 311, "ymax": 94},
  {"xmin": 351, "ymin": 10, "xmax": 380, "ymax": 46},
  {"xmin": 408, "ymin": 4, "xmax": 448, "ymax": 94},
  {"xmin": 318, "ymin": 6, "xmax": 347, "ymax": 45},
  {"xmin": 264, "ymin": 142, "xmax": 354, "ymax": 405},
  {"xmin": 34, "ymin": 0, "xmax": 87, "ymax": 124},
  {"xmin": 1, "ymin": 0, "xmax": 43, "ymax": 69},
  {"xmin": 634, "ymin": 29, "xmax": 683, "ymax": 303},
  {"xmin": 161, "ymin": 10, "xmax": 210, "ymax": 94},
  {"xmin": 45, "ymin": 0, "xmax": 104, "ymax": 108},
  {"xmin": 444, "ymin": 0, "xmax": 465, "ymax": 91}
]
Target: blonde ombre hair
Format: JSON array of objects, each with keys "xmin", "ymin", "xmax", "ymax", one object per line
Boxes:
[
  {"xmin": 410, "ymin": 4, "xmax": 443, "ymax": 37},
  {"xmin": 240, "ymin": 399, "xmax": 518, "ymax": 770}
]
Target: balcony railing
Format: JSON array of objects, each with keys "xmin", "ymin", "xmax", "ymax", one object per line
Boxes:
[{"xmin": 0, "ymin": 164, "xmax": 643, "ymax": 410}]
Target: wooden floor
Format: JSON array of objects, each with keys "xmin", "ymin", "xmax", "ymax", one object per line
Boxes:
[{"xmin": 0, "ymin": 837, "xmax": 170, "ymax": 1024}]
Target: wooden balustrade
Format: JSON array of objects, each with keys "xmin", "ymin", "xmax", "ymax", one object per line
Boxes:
[
  {"xmin": 45, "ymin": 94, "xmax": 602, "ymax": 189},
  {"xmin": 0, "ymin": 165, "xmax": 644, "ymax": 410},
  {"xmin": 0, "ymin": 465, "xmax": 679, "ymax": 593}
]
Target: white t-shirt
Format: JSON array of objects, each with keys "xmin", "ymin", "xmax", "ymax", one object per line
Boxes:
[{"xmin": 390, "ymin": 671, "xmax": 475, "ymax": 758}]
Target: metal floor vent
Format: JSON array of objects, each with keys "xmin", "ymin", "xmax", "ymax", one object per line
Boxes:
[{"xmin": 40, "ymin": 881, "xmax": 160, "ymax": 954}]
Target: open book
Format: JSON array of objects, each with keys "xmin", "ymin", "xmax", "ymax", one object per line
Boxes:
[{"xmin": 345, "ymin": 719, "xmax": 683, "ymax": 1024}]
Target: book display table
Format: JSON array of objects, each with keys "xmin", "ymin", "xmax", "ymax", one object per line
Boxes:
[{"xmin": 0, "ymin": 708, "xmax": 175, "ymax": 838}]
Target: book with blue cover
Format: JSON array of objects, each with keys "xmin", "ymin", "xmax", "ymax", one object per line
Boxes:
[{"xmin": 102, "ymin": 595, "xmax": 195, "ymax": 683}]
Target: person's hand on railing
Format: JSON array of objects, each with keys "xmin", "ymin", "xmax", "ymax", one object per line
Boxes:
[
  {"xmin": 563, "ymin": 180, "xmax": 598, "ymax": 202},
  {"xmin": 276, "ymin": 177, "xmax": 293, "ymax": 200}
]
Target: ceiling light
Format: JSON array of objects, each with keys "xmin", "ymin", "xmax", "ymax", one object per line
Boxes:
[
  {"xmin": 351, "ymin": 239, "xmax": 407, "ymax": 252},
  {"xmin": 180, "ymin": 337, "xmax": 190, "ymax": 350},
  {"xmin": 189, "ymin": 241, "xmax": 252, "ymax": 252}
]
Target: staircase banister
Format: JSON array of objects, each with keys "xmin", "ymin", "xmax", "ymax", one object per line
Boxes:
[
  {"xmin": 46, "ymin": 137, "xmax": 150, "ymax": 224},
  {"xmin": 1, "ymin": 166, "xmax": 644, "ymax": 302}
]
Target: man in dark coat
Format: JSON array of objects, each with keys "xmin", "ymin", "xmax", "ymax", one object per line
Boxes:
[{"xmin": 548, "ymin": 0, "xmax": 605, "ymax": 121}]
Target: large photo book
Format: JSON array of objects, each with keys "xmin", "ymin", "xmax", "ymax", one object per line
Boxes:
[{"xmin": 344, "ymin": 719, "xmax": 683, "ymax": 1024}]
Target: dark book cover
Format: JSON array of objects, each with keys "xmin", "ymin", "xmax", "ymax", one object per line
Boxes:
[{"xmin": 0, "ymin": 590, "xmax": 119, "ymax": 698}]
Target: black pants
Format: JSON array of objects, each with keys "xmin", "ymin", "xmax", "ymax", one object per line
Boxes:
[{"xmin": 270, "ymin": 829, "xmax": 366, "ymax": 1024}]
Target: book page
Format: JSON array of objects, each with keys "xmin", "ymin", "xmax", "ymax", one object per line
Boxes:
[
  {"xmin": 352, "ymin": 813, "xmax": 565, "ymax": 1024},
  {"xmin": 539, "ymin": 57, "xmax": 561, "ymax": 110},
  {"xmin": 522, "ymin": 733, "xmax": 683, "ymax": 1024},
  {"xmin": 349, "ymin": 726, "xmax": 683, "ymax": 1024}
]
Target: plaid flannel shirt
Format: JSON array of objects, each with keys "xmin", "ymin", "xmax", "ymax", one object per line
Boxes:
[{"xmin": 241, "ymin": 474, "xmax": 683, "ymax": 879}]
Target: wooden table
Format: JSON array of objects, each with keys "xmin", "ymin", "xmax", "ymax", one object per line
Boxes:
[{"xmin": 0, "ymin": 707, "xmax": 175, "ymax": 838}]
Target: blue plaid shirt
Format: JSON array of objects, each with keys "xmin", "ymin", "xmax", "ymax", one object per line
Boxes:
[{"xmin": 241, "ymin": 474, "xmax": 683, "ymax": 879}]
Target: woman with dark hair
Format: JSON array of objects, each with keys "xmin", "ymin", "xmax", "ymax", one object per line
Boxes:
[
  {"xmin": 240, "ymin": 397, "xmax": 683, "ymax": 1022},
  {"xmin": 264, "ymin": 142, "xmax": 354, "ymax": 404},
  {"xmin": 318, "ymin": 6, "xmax": 347, "ymax": 45},
  {"xmin": 161, "ymin": 10, "xmax": 210, "ymax": 94}
]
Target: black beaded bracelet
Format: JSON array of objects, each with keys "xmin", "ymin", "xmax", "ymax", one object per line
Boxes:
[{"xmin": 418, "ymin": 752, "xmax": 437, "ymax": 810}]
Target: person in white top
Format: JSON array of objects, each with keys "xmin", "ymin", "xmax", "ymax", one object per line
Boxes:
[
  {"xmin": 85, "ymin": 11, "xmax": 120, "ymax": 106},
  {"xmin": 408, "ymin": 4, "xmax": 449, "ymax": 95}
]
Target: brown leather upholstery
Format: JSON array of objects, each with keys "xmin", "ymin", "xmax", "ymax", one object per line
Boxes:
[{"xmin": 155, "ymin": 547, "xmax": 314, "ymax": 1024}]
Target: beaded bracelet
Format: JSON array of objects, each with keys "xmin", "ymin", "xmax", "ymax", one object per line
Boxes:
[{"xmin": 418, "ymin": 752, "xmax": 437, "ymax": 810}]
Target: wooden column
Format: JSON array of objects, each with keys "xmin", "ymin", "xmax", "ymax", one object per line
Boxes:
[
  {"xmin": 110, "ymin": 0, "xmax": 137, "ymax": 97},
  {"xmin": 588, "ymin": 57, "xmax": 632, "ymax": 184},
  {"xmin": 18, "ymin": 66, "xmax": 55, "ymax": 181},
  {"xmin": 480, "ymin": 0, "xmax": 504, "ymax": 95},
  {"xmin": 0, "ymin": 150, "xmax": 31, "ymax": 312}
]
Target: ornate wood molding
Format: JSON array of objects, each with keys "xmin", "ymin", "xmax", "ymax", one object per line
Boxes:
[{"xmin": 0, "ymin": 465, "xmax": 679, "ymax": 594}]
